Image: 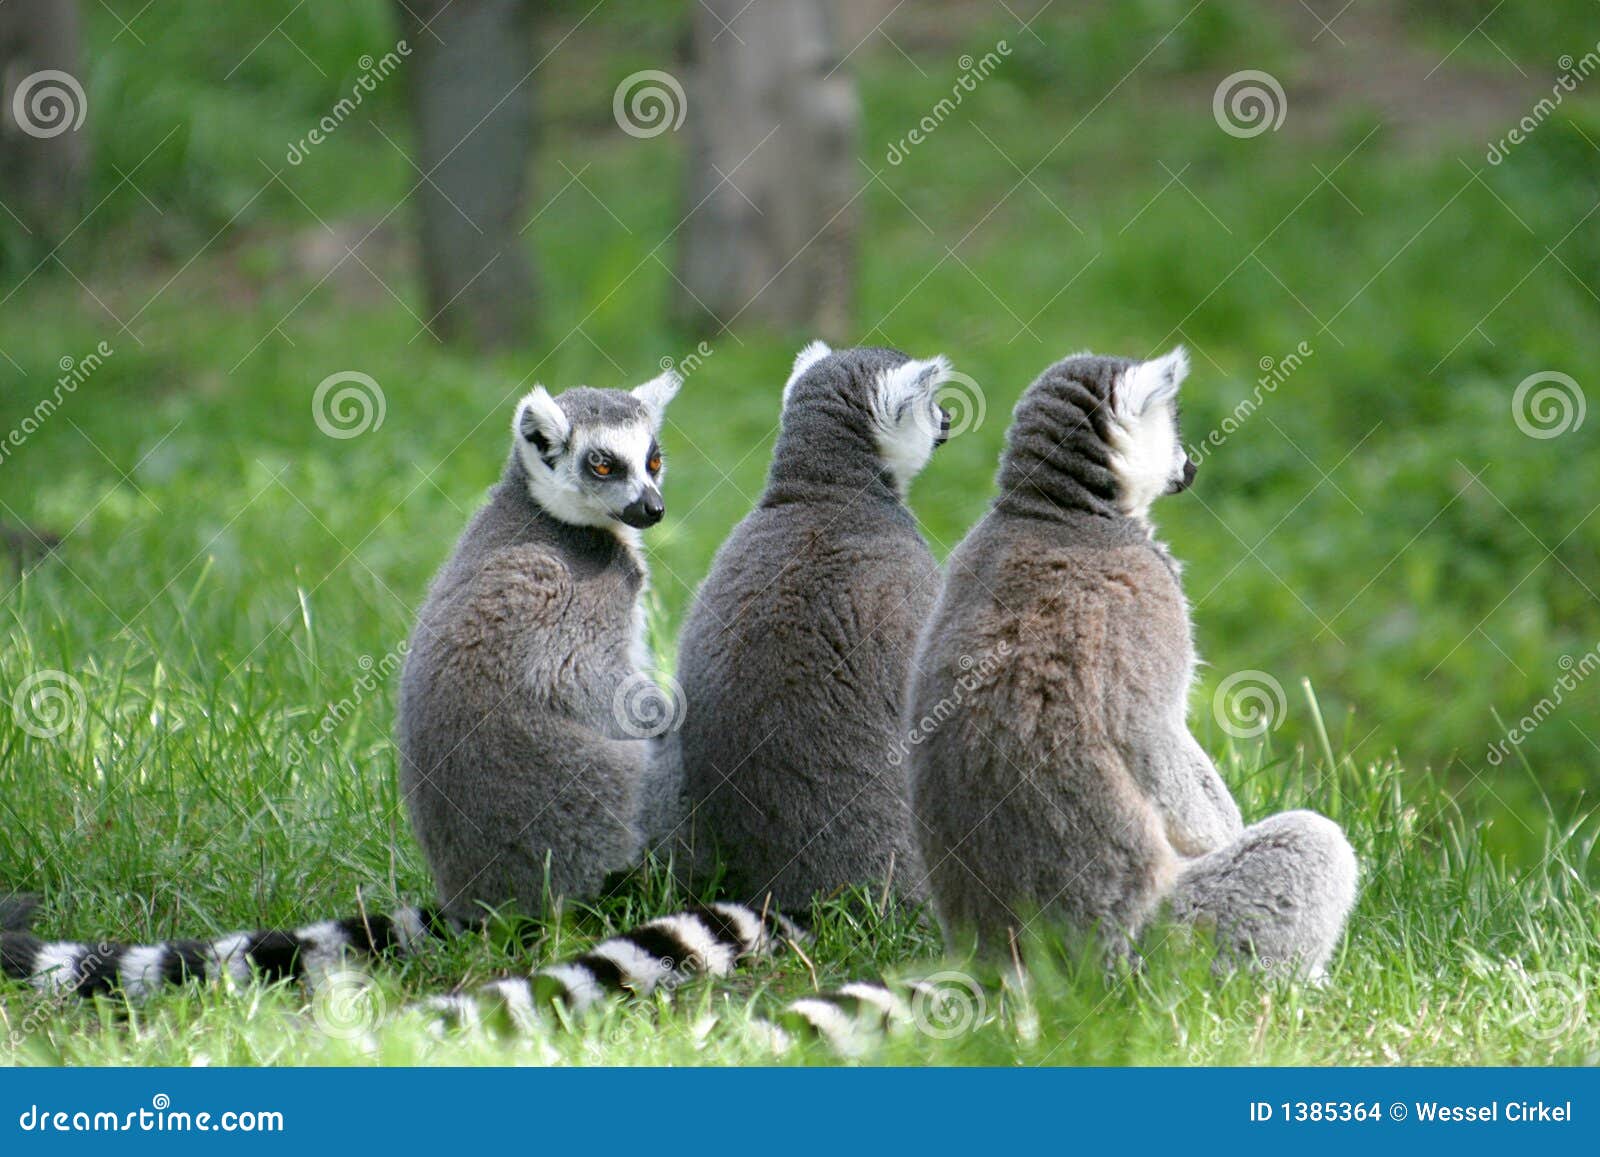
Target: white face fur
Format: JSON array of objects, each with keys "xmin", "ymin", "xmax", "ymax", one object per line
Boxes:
[
  {"xmin": 872, "ymin": 355, "xmax": 952, "ymax": 495},
  {"xmin": 512, "ymin": 370, "xmax": 681, "ymax": 533},
  {"xmin": 1107, "ymin": 346, "xmax": 1195, "ymax": 520},
  {"xmin": 782, "ymin": 341, "xmax": 953, "ymax": 497}
]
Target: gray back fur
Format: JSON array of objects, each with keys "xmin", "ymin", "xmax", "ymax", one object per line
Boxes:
[{"xmin": 674, "ymin": 347, "xmax": 942, "ymax": 910}]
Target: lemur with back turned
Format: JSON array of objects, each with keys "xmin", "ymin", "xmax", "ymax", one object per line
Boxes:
[
  {"xmin": 667, "ymin": 342, "xmax": 952, "ymax": 911},
  {"xmin": 908, "ymin": 349, "xmax": 1358, "ymax": 977}
]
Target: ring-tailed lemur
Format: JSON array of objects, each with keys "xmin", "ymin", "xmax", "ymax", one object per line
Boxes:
[
  {"xmin": 668, "ymin": 342, "xmax": 950, "ymax": 910},
  {"xmin": 907, "ymin": 349, "xmax": 1358, "ymax": 976},
  {"xmin": 399, "ymin": 373, "xmax": 683, "ymax": 923}
]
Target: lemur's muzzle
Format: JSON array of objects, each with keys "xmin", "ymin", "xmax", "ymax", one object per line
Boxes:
[
  {"xmin": 620, "ymin": 490, "xmax": 665, "ymax": 529},
  {"xmin": 1167, "ymin": 456, "xmax": 1198, "ymax": 494}
]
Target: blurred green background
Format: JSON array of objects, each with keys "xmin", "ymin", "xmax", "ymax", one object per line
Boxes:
[{"xmin": 1, "ymin": 0, "xmax": 1596, "ymax": 924}]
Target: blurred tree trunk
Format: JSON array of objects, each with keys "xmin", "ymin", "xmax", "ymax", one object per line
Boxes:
[
  {"xmin": 0, "ymin": 0, "xmax": 89, "ymax": 249},
  {"xmin": 674, "ymin": 0, "xmax": 860, "ymax": 339},
  {"xmin": 395, "ymin": 0, "xmax": 537, "ymax": 348}
]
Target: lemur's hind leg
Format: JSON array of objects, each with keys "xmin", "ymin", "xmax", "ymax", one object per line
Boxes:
[{"xmin": 1166, "ymin": 810, "xmax": 1357, "ymax": 980}]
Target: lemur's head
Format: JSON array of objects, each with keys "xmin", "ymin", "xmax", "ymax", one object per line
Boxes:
[
  {"xmin": 1106, "ymin": 347, "xmax": 1195, "ymax": 514},
  {"xmin": 999, "ymin": 347, "xmax": 1195, "ymax": 522},
  {"xmin": 512, "ymin": 370, "xmax": 681, "ymax": 531},
  {"xmin": 775, "ymin": 341, "xmax": 953, "ymax": 497}
]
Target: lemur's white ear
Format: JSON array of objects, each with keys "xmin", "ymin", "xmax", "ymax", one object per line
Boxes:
[
  {"xmin": 782, "ymin": 339, "xmax": 833, "ymax": 405},
  {"xmin": 873, "ymin": 354, "xmax": 950, "ymax": 424},
  {"xmin": 872, "ymin": 355, "xmax": 951, "ymax": 495},
  {"xmin": 631, "ymin": 369, "xmax": 682, "ymax": 428},
  {"xmin": 1117, "ymin": 346, "xmax": 1189, "ymax": 419},
  {"xmin": 515, "ymin": 387, "xmax": 571, "ymax": 460}
]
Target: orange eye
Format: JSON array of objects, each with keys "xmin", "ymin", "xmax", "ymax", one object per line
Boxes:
[
  {"xmin": 587, "ymin": 451, "xmax": 613, "ymax": 477},
  {"xmin": 647, "ymin": 453, "xmax": 662, "ymax": 475}
]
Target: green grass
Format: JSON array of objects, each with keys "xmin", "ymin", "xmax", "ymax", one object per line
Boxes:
[
  {"xmin": 2, "ymin": 0, "xmax": 1599, "ymax": 1065},
  {"xmin": 5, "ymin": 733, "xmax": 1597, "ymax": 1066}
]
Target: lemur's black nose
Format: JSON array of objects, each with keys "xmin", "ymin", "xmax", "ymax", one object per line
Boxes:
[
  {"xmin": 1169, "ymin": 456, "xmax": 1198, "ymax": 494},
  {"xmin": 620, "ymin": 492, "xmax": 665, "ymax": 529}
]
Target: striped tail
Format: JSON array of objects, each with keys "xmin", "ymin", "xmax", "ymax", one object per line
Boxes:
[
  {"xmin": 422, "ymin": 901, "xmax": 802, "ymax": 1030},
  {"xmin": 756, "ymin": 971, "xmax": 1000, "ymax": 1056},
  {"xmin": 0, "ymin": 904, "xmax": 451, "ymax": 999},
  {"xmin": 762, "ymin": 980, "xmax": 919, "ymax": 1056}
]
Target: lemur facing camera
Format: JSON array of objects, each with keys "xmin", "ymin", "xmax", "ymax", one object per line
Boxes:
[
  {"xmin": 667, "ymin": 342, "xmax": 951, "ymax": 911},
  {"xmin": 908, "ymin": 349, "xmax": 1357, "ymax": 977},
  {"xmin": 398, "ymin": 372, "xmax": 683, "ymax": 923}
]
